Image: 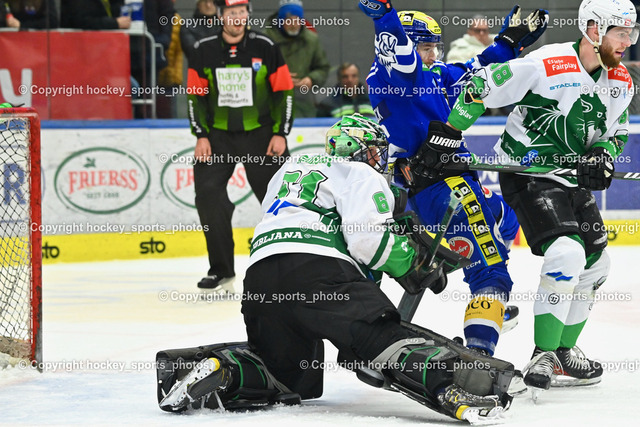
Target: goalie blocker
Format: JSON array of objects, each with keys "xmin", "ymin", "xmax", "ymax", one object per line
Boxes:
[
  {"xmin": 156, "ymin": 322, "xmax": 514, "ymax": 422},
  {"xmin": 394, "ymin": 209, "xmax": 471, "ymax": 294}
]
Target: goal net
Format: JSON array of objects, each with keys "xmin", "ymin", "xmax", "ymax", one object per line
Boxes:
[{"xmin": 0, "ymin": 107, "xmax": 42, "ymax": 369}]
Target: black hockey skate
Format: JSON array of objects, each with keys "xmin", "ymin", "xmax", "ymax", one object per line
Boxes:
[
  {"xmin": 197, "ymin": 275, "xmax": 236, "ymax": 297},
  {"xmin": 437, "ymin": 384, "xmax": 504, "ymax": 422},
  {"xmin": 552, "ymin": 346, "xmax": 603, "ymax": 387},
  {"xmin": 522, "ymin": 347, "xmax": 560, "ymax": 402},
  {"xmin": 159, "ymin": 358, "xmax": 231, "ymax": 411}
]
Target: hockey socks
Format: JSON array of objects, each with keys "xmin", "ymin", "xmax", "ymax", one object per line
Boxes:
[
  {"xmin": 534, "ymin": 238, "xmax": 608, "ymax": 350},
  {"xmin": 464, "ymin": 294, "xmax": 505, "ymax": 355},
  {"xmin": 534, "ymin": 236, "xmax": 585, "ymax": 350}
]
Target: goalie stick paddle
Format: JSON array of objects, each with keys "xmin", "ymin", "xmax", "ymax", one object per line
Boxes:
[
  {"xmin": 397, "ymin": 190, "xmax": 464, "ymax": 322},
  {"xmin": 443, "ymin": 157, "xmax": 640, "ymax": 181}
]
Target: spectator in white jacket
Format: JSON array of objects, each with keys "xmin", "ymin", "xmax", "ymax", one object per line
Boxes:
[{"xmin": 446, "ymin": 16, "xmax": 495, "ymax": 63}]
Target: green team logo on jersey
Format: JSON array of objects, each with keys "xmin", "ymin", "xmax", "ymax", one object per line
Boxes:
[
  {"xmin": 619, "ymin": 108, "xmax": 629, "ymax": 125},
  {"xmin": 518, "ymin": 91, "xmax": 608, "ymax": 163},
  {"xmin": 580, "ymin": 93, "xmax": 608, "ymax": 139},
  {"xmin": 372, "ymin": 192, "xmax": 390, "ymax": 214}
]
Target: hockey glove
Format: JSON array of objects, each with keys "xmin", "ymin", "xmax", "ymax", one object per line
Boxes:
[
  {"xmin": 496, "ymin": 6, "xmax": 549, "ymax": 55},
  {"xmin": 577, "ymin": 146, "xmax": 615, "ymax": 190},
  {"xmin": 412, "ymin": 121, "xmax": 462, "ymax": 179},
  {"xmin": 395, "ymin": 241, "xmax": 448, "ymax": 295},
  {"xmin": 358, "ymin": 0, "xmax": 393, "ymax": 19}
]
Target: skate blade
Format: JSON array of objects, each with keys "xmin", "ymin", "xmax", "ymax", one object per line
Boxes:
[
  {"xmin": 550, "ymin": 375, "xmax": 601, "ymax": 387},
  {"xmin": 159, "ymin": 358, "xmax": 220, "ymax": 409},
  {"xmin": 461, "ymin": 406, "xmax": 505, "ymax": 425},
  {"xmin": 530, "ymin": 387, "xmax": 545, "ymax": 403}
]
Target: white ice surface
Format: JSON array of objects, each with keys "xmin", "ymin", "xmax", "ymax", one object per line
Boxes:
[{"xmin": 1, "ymin": 246, "xmax": 638, "ymax": 426}]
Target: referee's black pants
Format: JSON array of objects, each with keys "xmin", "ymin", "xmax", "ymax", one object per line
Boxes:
[{"xmin": 194, "ymin": 126, "xmax": 289, "ymax": 278}]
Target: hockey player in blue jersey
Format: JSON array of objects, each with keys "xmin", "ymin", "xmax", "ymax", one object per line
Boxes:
[{"xmin": 359, "ymin": 0, "xmax": 547, "ymax": 355}]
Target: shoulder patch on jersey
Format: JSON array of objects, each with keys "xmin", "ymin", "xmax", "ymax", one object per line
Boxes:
[
  {"xmin": 544, "ymin": 56, "xmax": 580, "ymax": 76},
  {"xmin": 608, "ymin": 66, "xmax": 633, "ymax": 89}
]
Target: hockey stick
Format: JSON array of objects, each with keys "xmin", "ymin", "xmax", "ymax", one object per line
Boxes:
[
  {"xmin": 443, "ymin": 157, "xmax": 640, "ymax": 181},
  {"xmin": 397, "ymin": 189, "xmax": 464, "ymax": 322}
]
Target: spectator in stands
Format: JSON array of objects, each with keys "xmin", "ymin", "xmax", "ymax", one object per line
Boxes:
[
  {"xmin": 130, "ymin": 0, "xmax": 173, "ymax": 82},
  {"xmin": 265, "ymin": 0, "xmax": 330, "ymax": 118},
  {"xmin": 61, "ymin": 0, "xmax": 130, "ymax": 30},
  {"xmin": 445, "ymin": 15, "xmax": 511, "ymax": 116},
  {"xmin": 181, "ymin": 0, "xmax": 221, "ymax": 63},
  {"xmin": 142, "ymin": 0, "xmax": 173, "ymax": 53},
  {"xmin": 129, "ymin": 0, "xmax": 174, "ymax": 118},
  {"xmin": 445, "ymin": 15, "xmax": 494, "ymax": 63},
  {"xmin": 157, "ymin": 0, "xmax": 183, "ymax": 118},
  {"xmin": 317, "ymin": 63, "xmax": 375, "ymax": 118},
  {"xmin": 0, "ymin": 0, "xmax": 58, "ymax": 29}
]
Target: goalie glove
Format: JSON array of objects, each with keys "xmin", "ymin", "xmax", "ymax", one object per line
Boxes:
[
  {"xmin": 395, "ymin": 240, "xmax": 448, "ymax": 295},
  {"xmin": 577, "ymin": 146, "xmax": 615, "ymax": 190},
  {"xmin": 411, "ymin": 120, "xmax": 462, "ymax": 179},
  {"xmin": 496, "ymin": 5, "xmax": 549, "ymax": 55},
  {"xmin": 392, "ymin": 211, "xmax": 470, "ymax": 294},
  {"xmin": 358, "ymin": 0, "xmax": 393, "ymax": 19}
]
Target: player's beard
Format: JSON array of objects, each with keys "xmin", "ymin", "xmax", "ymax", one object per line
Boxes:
[{"xmin": 599, "ymin": 42, "xmax": 623, "ymax": 69}]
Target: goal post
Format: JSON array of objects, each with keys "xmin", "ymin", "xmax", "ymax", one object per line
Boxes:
[{"xmin": 0, "ymin": 107, "xmax": 42, "ymax": 369}]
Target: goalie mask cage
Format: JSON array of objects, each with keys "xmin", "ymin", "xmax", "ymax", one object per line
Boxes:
[{"xmin": 0, "ymin": 107, "xmax": 42, "ymax": 369}]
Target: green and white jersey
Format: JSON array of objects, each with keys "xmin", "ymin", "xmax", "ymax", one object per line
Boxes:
[
  {"xmin": 249, "ymin": 154, "xmax": 414, "ymax": 278},
  {"xmin": 450, "ymin": 41, "xmax": 632, "ymax": 186}
]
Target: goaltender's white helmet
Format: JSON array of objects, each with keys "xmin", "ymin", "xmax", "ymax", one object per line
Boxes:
[{"xmin": 579, "ymin": 0, "xmax": 640, "ymax": 45}]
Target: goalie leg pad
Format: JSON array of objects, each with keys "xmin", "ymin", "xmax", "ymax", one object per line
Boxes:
[
  {"xmin": 400, "ymin": 322, "xmax": 514, "ymax": 398},
  {"xmin": 355, "ymin": 321, "xmax": 514, "ymax": 418},
  {"xmin": 156, "ymin": 342, "xmax": 299, "ymax": 412}
]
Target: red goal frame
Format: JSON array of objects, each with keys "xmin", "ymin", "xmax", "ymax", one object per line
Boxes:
[{"xmin": 0, "ymin": 107, "xmax": 42, "ymax": 367}]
